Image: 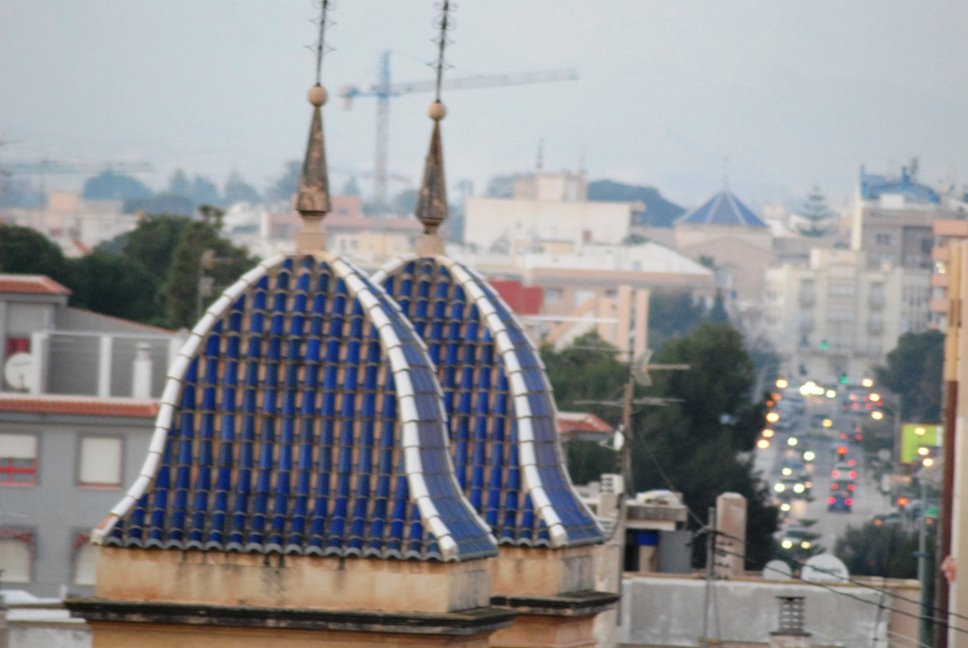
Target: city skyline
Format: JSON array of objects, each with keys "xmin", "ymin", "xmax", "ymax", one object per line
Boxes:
[{"xmin": 3, "ymin": 1, "xmax": 967, "ymax": 210}]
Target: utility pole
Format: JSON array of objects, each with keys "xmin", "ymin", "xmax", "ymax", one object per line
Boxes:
[{"xmin": 701, "ymin": 506, "xmax": 716, "ymax": 648}]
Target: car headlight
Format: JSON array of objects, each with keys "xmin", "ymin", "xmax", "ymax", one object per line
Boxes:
[
  {"xmin": 781, "ymin": 540, "xmax": 793, "ymax": 549},
  {"xmin": 774, "ymin": 483, "xmax": 786, "ymax": 493}
]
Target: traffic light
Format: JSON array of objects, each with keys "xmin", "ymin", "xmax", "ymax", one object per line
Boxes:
[
  {"xmin": 836, "ymin": 445, "xmax": 847, "ymax": 458},
  {"xmin": 896, "ymin": 496, "xmax": 909, "ymax": 510},
  {"xmin": 820, "ymin": 339, "xmax": 829, "ymax": 350},
  {"xmin": 839, "ymin": 373, "xmax": 848, "ymax": 385}
]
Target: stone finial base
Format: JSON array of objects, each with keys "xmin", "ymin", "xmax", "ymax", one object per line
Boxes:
[
  {"xmin": 296, "ymin": 229, "xmax": 327, "ymax": 254},
  {"xmin": 416, "ymin": 233, "xmax": 445, "ymax": 257}
]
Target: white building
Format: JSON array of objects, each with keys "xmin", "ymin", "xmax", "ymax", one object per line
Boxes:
[
  {"xmin": 763, "ymin": 248, "xmax": 930, "ymax": 382},
  {"xmin": 464, "ymin": 196, "xmax": 638, "ymax": 253}
]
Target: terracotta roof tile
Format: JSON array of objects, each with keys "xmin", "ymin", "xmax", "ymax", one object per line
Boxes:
[
  {"xmin": 0, "ymin": 275, "xmax": 71, "ymax": 296},
  {"xmin": 0, "ymin": 394, "xmax": 158, "ymax": 418}
]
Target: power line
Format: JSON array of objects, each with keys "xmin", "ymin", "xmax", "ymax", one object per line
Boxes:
[
  {"xmin": 717, "ymin": 545, "xmax": 968, "ymax": 637},
  {"xmin": 633, "ymin": 441, "xmax": 964, "ymax": 627}
]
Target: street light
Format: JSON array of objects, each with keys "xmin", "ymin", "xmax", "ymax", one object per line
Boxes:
[{"xmin": 871, "ymin": 410, "xmax": 885, "ymax": 421}]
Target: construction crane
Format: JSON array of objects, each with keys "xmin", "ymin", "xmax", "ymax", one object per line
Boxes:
[{"xmin": 339, "ymin": 50, "xmax": 578, "ymax": 215}]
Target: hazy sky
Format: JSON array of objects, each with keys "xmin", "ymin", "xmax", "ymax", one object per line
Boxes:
[{"xmin": 3, "ymin": 1, "xmax": 967, "ymax": 209}]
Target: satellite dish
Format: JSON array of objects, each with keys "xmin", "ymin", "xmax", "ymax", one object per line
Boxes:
[
  {"xmin": 802, "ymin": 553, "xmax": 850, "ymax": 583},
  {"xmin": 4, "ymin": 352, "xmax": 33, "ymax": 391},
  {"xmin": 763, "ymin": 559, "xmax": 792, "ymax": 580}
]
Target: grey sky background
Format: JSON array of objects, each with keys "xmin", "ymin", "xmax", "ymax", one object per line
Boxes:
[{"xmin": 2, "ymin": 1, "xmax": 967, "ymax": 210}]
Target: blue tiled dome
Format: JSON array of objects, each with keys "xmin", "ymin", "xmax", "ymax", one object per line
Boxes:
[
  {"xmin": 677, "ymin": 190, "xmax": 767, "ymax": 228},
  {"xmin": 373, "ymin": 256, "xmax": 603, "ymax": 548},
  {"xmin": 93, "ymin": 254, "xmax": 496, "ymax": 562}
]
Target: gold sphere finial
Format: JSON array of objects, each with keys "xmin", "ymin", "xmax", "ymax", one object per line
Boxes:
[
  {"xmin": 428, "ymin": 101, "xmax": 447, "ymax": 121},
  {"xmin": 308, "ymin": 84, "xmax": 328, "ymax": 107}
]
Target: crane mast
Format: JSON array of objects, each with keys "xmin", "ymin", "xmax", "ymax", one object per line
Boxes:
[{"xmin": 339, "ymin": 50, "xmax": 578, "ymax": 216}]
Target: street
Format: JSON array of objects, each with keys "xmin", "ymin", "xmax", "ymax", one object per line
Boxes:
[{"xmin": 757, "ymin": 389, "xmax": 894, "ymax": 556}]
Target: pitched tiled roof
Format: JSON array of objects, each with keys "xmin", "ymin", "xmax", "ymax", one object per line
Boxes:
[
  {"xmin": 556, "ymin": 411, "xmax": 613, "ymax": 437},
  {"xmin": 0, "ymin": 394, "xmax": 158, "ymax": 418},
  {"xmin": 373, "ymin": 257, "xmax": 604, "ymax": 548},
  {"xmin": 677, "ymin": 191, "xmax": 767, "ymax": 228},
  {"xmin": 0, "ymin": 274, "xmax": 71, "ymax": 296},
  {"xmin": 93, "ymin": 254, "xmax": 496, "ymax": 562}
]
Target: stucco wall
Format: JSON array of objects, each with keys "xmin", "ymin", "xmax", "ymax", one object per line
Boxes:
[{"xmin": 617, "ymin": 574, "xmax": 920, "ymax": 648}]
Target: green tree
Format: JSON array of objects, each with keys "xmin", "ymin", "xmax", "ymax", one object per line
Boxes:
[
  {"xmin": 648, "ymin": 290, "xmax": 705, "ymax": 353},
  {"xmin": 706, "ymin": 290, "xmax": 729, "ymax": 324},
  {"xmin": 162, "ymin": 209, "xmax": 255, "ymax": 328},
  {"xmin": 393, "ymin": 188, "xmax": 419, "ymax": 216},
  {"xmin": 269, "ymin": 160, "xmax": 300, "ymax": 201},
  {"xmin": 834, "ymin": 521, "xmax": 921, "ymax": 578},
  {"xmin": 796, "ymin": 185, "xmax": 834, "ymax": 237},
  {"xmin": 637, "ymin": 323, "xmax": 777, "ymax": 567},
  {"xmin": 66, "ymin": 252, "xmax": 161, "ymax": 322},
  {"xmin": 0, "ymin": 224, "xmax": 69, "ymax": 282},
  {"xmin": 542, "ymin": 325, "xmax": 778, "ymax": 569},
  {"xmin": 83, "ymin": 170, "xmax": 152, "ymax": 202},
  {"xmin": 224, "ymin": 171, "xmax": 261, "ymax": 205},
  {"xmin": 540, "ymin": 333, "xmax": 628, "ymax": 483},
  {"xmin": 875, "ymin": 330, "xmax": 943, "ymax": 422},
  {"xmin": 168, "ymin": 169, "xmax": 192, "ymax": 197},
  {"xmin": 191, "ymin": 175, "xmax": 220, "ymax": 207}
]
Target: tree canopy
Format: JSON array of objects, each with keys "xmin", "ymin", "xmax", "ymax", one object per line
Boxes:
[
  {"xmin": 875, "ymin": 330, "xmax": 943, "ymax": 422},
  {"xmin": 542, "ymin": 324, "xmax": 777, "ymax": 569},
  {"xmin": 82, "ymin": 170, "xmax": 153, "ymax": 202},
  {"xmin": 796, "ymin": 185, "xmax": 835, "ymax": 237},
  {"xmin": 834, "ymin": 521, "xmax": 921, "ymax": 578}
]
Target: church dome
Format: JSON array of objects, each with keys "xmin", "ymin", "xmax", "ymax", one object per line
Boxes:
[
  {"xmin": 93, "ymin": 253, "xmax": 497, "ymax": 562},
  {"xmin": 373, "ymin": 256, "xmax": 603, "ymax": 548},
  {"xmin": 677, "ymin": 190, "xmax": 767, "ymax": 228}
]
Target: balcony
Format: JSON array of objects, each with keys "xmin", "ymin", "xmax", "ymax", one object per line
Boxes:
[
  {"xmin": 867, "ymin": 319, "xmax": 884, "ymax": 335},
  {"xmin": 868, "ymin": 293, "xmax": 884, "ymax": 309},
  {"xmin": 798, "ymin": 290, "xmax": 815, "ymax": 307}
]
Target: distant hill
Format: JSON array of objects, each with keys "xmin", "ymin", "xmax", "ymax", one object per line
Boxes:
[{"xmin": 587, "ymin": 179, "xmax": 685, "ymax": 228}]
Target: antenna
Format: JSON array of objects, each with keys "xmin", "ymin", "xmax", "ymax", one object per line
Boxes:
[
  {"xmin": 413, "ymin": 0, "xmax": 454, "ymax": 256},
  {"xmin": 431, "ymin": 0, "xmax": 454, "ymax": 102},
  {"xmin": 313, "ymin": 0, "xmax": 333, "ymax": 85}
]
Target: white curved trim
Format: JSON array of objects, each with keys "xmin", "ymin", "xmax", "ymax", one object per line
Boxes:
[
  {"xmin": 92, "ymin": 255, "xmax": 282, "ymax": 544},
  {"xmin": 335, "ymin": 255, "xmax": 495, "ymax": 561},
  {"xmin": 438, "ymin": 256, "xmax": 604, "ymax": 547}
]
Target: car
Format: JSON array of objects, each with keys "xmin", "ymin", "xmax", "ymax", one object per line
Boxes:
[
  {"xmin": 777, "ymin": 526, "xmax": 817, "ymax": 552},
  {"xmin": 829, "ymin": 478, "xmax": 856, "ymax": 493},
  {"xmin": 827, "ymin": 493, "xmax": 853, "ymax": 512},
  {"xmin": 774, "ymin": 476, "xmax": 809, "ymax": 500},
  {"xmin": 831, "ymin": 463, "xmax": 857, "ymax": 480}
]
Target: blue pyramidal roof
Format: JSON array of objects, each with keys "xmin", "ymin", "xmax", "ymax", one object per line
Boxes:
[
  {"xmin": 93, "ymin": 253, "xmax": 497, "ymax": 562},
  {"xmin": 677, "ymin": 190, "xmax": 767, "ymax": 228},
  {"xmin": 373, "ymin": 256, "xmax": 604, "ymax": 549}
]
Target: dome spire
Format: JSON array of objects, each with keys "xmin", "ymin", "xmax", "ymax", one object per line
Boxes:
[
  {"xmin": 414, "ymin": 0, "xmax": 453, "ymax": 257},
  {"xmin": 295, "ymin": 0, "xmax": 333, "ymax": 253}
]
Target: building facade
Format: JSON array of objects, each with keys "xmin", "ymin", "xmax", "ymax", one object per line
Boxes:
[
  {"xmin": 0, "ymin": 274, "xmax": 179, "ymax": 597},
  {"xmin": 763, "ymin": 249, "xmax": 930, "ymax": 382}
]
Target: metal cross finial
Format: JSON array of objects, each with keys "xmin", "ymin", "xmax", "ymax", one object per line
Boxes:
[{"xmin": 432, "ymin": 0, "xmax": 454, "ymax": 102}]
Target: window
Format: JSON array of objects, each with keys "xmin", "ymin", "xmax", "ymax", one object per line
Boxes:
[
  {"xmin": 78, "ymin": 436, "xmax": 123, "ymax": 488},
  {"xmin": 72, "ymin": 532, "xmax": 99, "ymax": 586},
  {"xmin": 0, "ymin": 529, "xmax": 35, "ymax": 583},
  {"xmin": 0, "ymin": 433, "xmax": 38, "ymax": 486}
]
